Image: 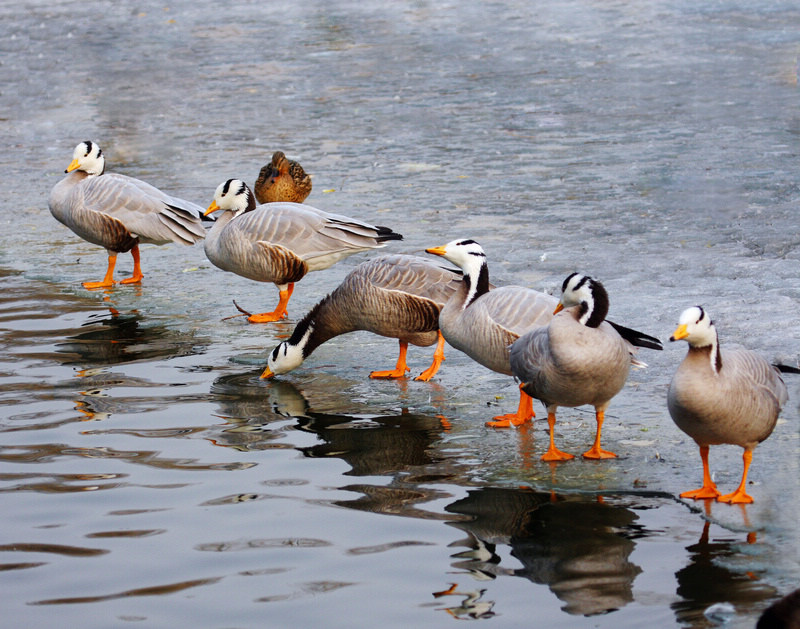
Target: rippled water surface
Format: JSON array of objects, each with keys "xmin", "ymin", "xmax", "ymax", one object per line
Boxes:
[{"xmin": 2, "ymin": 1, "xmax": 800, "ymax": 627}]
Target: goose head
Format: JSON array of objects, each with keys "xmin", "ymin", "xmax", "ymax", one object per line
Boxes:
[
  {"xmin": 670, "ymin": 306, "xmax": 717, "ymax": 348},
  {"xmin": 426, "ymin": 239, "xmax": 489, "ymax": 307},
  {"xmin": 426, "ymin": 239, "xmax": 485, "ymax": 274},
  {"xmin": 260, "ymin": 313, "xmax": 318, "ymax": 378},
  {"xmin": 205, "ymin": 179, "xmax": 257, "ymax": 218},
  {"xmin": 555, "ymin": 273, "xmax": 609, "ymax": 328},
  {"xmin": 66, "ymin": 140, "xmax": 105, "ymax": 176}
]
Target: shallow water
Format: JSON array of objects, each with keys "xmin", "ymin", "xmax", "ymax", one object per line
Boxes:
[{"xmin": 2, "ymin": 0, "xmax": 800, "ymax": 627}]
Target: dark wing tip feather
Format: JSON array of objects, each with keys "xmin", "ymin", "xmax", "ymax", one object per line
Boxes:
[
  {"xmin": 774, "ymin": 363, "xmax": 800, "ymax": 374},
  {"xmin": 374, "ymin": 225, "xmax": 403, "ymax": 242},
  {"xmin": 608, "ymin": 320, "xmax": 664, "ymax": 351}
]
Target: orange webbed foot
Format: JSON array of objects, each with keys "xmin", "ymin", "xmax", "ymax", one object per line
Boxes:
[
  {"xmin": 247, "ymin": 311, "xmax": 288, "ymax": 323},
  {"xmin": 582, "ymin": 446, "xmax": 617, "ymax": 460},
  {"xmin": 369, "ymin": 366, "xmax": 410, "ymax": 379},
  {"xmin": 486, "ymin": 412, "xmax": 531, "ymax": 428},
  {"xmin": 119, "ymin": 273, "xmax": 143, "ymax": 285},
  {"xmin": 541, "ymin": 447, "xmax": 575, "ymax": 462},
  {"xmin": 717, "ymin": 489, "xmax": 754, "ymax": 504},
  {"xmin": 82, "ymin": 279, "xmax": 117, "ymax": 289},
  {"xmin": 680, "ymin": 485, "xmax": 721, "ymax": 500}
]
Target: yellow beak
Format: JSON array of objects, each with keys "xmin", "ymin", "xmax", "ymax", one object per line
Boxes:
[
  {"xmin": 204, "ymin": 200, "xmax": 219, "ymax": 217},
  {"xmin": 260, "ymin": 366, "xmax": 274, "ymax": 379},
  {"xmin": 553, "ymin": 303, "xmax": 564, "ymax": 315},
  {"xmin": 670, "ymin": 324, "xmax": 689, "ymax": 342},
  {"xmin": 65, "ymin": 158, "xmax": 80, "ymax": 173},
  {"xmin": 426, "ymin": 245, "xmax": 447, "ymax": 256}
]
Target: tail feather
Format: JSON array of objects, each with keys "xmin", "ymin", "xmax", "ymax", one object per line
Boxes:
[
  {"xmin": 608, "ymin": 320, "xmax": 663, "ymax": 351},
  {"xmin": 374, "ymin": 225, "xmax": 403, "ymax": 243}
]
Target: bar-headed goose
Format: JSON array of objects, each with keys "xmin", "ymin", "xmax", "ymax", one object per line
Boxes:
[
  {"xmin": 509, "ymin": 273, "xmax": 662, "ymax": 461},
  {"xmin": 261, "ymin": 254, "xmax": 462, "ymax": 380},
  {"xmin": 425, "ymin": 239, "xmax": 559, "ymax": 427},
  {"xmin": 204, "ymin": 179, "xmax": 402, "ymax": 322},
  {"xmin": 254, "ymin": 151, "xmax": 312, "ymax": 204},
  {"xmin": 668, "ymin": 306, "xmax": 787, "ymax": 503},
  {"xmin": 48, "ymin": 141, "xmax": 206, "ymax": 289}
]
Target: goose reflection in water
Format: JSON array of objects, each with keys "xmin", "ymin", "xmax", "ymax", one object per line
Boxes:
[
  {"xmin": 672, "ymin": 503, "xmax": 777, "ymax": 626},
  {"xmin": 208, "ymin": 376, "xmax": 460, "ymax": 517},
  {"xmin": 53, "ymin": 309, "xmax": 206, "ymax": 422},
  {"xmin": 56, "ymin": 309, "xmax": 204, "ymax": 367},
  {"xmin": 444, "ymin": 487, "xmax": 644, "ymax": 617}
]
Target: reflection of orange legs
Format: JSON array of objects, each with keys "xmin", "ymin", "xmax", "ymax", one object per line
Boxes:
[
  {"xmin": 370, "ymin": 340, "xmax": 411, "ymax": 379},
  {"xmin": 83, "ymin": 254, "xmax": 118, "ymax": 289},
  {"xmin": 119, "ymin": 245, "xmax": 143, "ymax": 284},
  {"xmin": 486, "ymin": 385, "xmax": 535, "ymax": 428},
  {"xmin": 247, "ymin": 283, "xmax": 294, "ymax": 323},
  {"xmin": 541, "ymin": 411, "xmax": 574, "ymax": 461},
  {"xmin": 681, "ymin": 445, "xmax": 720, "ymax": 500},
  {"xmin": 718, "ymin": 449, "xmax": 754, "ymax": 504},
  {"xmin": 582, "ymin": 409, "xmax": 617, "ymax": 459},
  {"xmin": 415, "ymin": 332, "xmax": 445, "ymax": 381}
]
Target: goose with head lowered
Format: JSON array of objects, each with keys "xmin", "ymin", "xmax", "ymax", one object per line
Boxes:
[
  {"xmin": 254, "ymin": 151, "xmax": 312, "ymax": 205},
  {"xmin": 260, "ymin": 254, "xmax": 462, "ymax": 381},
  {"xmin": 667, "ymin": 306, "xmax": 788, "ymax": 504},
  {"xmin": 48, "ymin": 141, "xmax": 206, "ymax": 289},
  {"xmin": 509, "ymin": 273, "xmax": 663, "ymax": 461},
  {"xmin": 425, "ymin": 239, "xmax": 563, "ymax": 427},
  {"xmin": 203, "ymin": 179, "xmax": 402, "ymax": 322}
]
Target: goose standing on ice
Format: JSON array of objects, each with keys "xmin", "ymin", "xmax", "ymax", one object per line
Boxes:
[
  {"xmin": 425, "ymin": 239, "xmax": 559, "ymax": 427},
  {"xmin": 204, "ymin": 179, "xmax": 402, "ymax": 322},
  {"xmin": 261, "ymin": 254, "xmax": 462, "ymax": 381},
  {"xmin": 254, "ymin": 151, "xmax": 312, "ymax": 205},
  {"xmin": 48, "ymin": 141, "xmax": 206, "ymax": 288},
  {"xmin": 667, "ymin": 306, "xmax": 787, "ymax": 503},
  {"xmin": 509, "ymin": 273, "xmax": 662, "ymax": 461}
]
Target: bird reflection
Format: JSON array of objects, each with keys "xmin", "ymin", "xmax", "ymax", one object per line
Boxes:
[
  {"xmin": 433, "ymin": 583, "xmax": 496, "ymax": 619},
  {"xmin": 444, "ymin": 487, "xmax": 644, "ymax": 616},
  {"xmin": 672, "ymin": 514, "xmax": 777, "ymax": 626},
  {"xmin": 208, "ymin": 376, "xmax": 460, "ymax": 516},
  {"xmin": 51, "ymin": 309, "xmax": 207, "ymax": 422},
  {"xmin": 56, "ymin": 309, "xmax": 204, "ymax": 366}
]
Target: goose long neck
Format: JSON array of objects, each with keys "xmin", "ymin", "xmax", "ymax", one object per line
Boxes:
[
  {"xmin": 204, "ymin": 210, "xmax": 236, "ymax": 250},
  {"xmin": 462, "ymin": 259, "xmax": 490, "ymax": 308},
  {"xmin": 578, "ymin": 283, "xmax": 608, "ymax": 328},
  {"xmin": 689, "ymin": 329, "xmax": 722, "ymax": 374},
  {"xmin": 290, "ymin": 293, "xmax": 355, "ymax": 359}
]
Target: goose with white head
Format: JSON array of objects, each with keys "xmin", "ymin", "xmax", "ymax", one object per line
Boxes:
[
  {"xmin": 204, "ymin": 179, "xmax": 402, "ymax": 322},
  {"xmin": 510, "ymin": 273, "xmax": 663, "ymax": 461},
  {"xmin": 668, "ymin": 306, "xmax": 787, "ymax": 504},
  {"xmin": 260, "ymin": 254, "xmax": 462, "ymax": 381},
  {"xmin": 425, "ymin": 238, "xmax": 559, "ymax": 427},
  {"xmin": 48, "ymin": 141, "xmax": 206, "ymax": 288}
]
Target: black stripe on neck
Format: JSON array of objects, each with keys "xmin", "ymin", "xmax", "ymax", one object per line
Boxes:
[
  {"xmin": 465, "ymin": 261, "xmax": 490, "ymax": 306},
  {"xmin": 583, "ymin": 280, "xmax": 609, "ymax": 328}
]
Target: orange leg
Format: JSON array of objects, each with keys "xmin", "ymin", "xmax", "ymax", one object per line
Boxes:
[
  {"xmin": 541, "ymin": 411, "xmax": 574, "ymax": 461},
  {"xmin": 370, "ymin": 340, "xmax": 411, "ymax": 379},
  {"xmin": 82, "ymin": 253, "xmax": 118, "ymax": 289},
  {"xmin": 119, "ymin": 245, "xmax": 143, "ymax": 284},
  {"xmin": 680, "ymin": 445, "xmax": 720, "ymax": 500},
  {"xmin": 415, "ymin": 331, "xmax": 446, "ymax": 381},
  {"xmin": 248, "ymin": 283, "xmax": 294, "ymax": 323},
  {"xmin": 582, "ymin": 409, "xmax": 617, "ymax": 459},
  {"xmin": 486, "ymin": 385, "xmax": 535, "ymax": 428},
  {"xmin": 718, "ymin": 449, "xmax": 754, "ymax": 504}
]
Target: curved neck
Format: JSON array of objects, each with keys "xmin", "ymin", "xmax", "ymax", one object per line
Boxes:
[{"xmin": 462, "ymin": 260, "xmax": 490, "ymax": 308}]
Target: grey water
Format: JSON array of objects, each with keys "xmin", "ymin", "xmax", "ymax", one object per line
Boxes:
[{"xmin": 1, "ymin": 0, "xmax": 799, "ymax": 626}]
